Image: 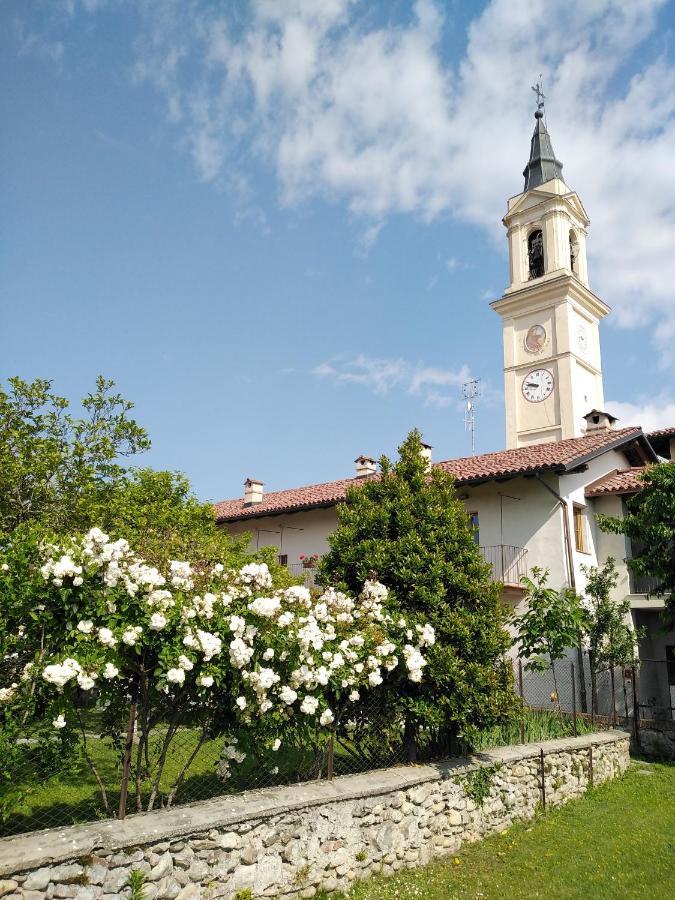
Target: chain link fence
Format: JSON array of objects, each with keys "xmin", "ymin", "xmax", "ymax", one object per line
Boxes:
[{"xmin": 3, "ymin": 655, "xmax": 672, "ymax": 838}]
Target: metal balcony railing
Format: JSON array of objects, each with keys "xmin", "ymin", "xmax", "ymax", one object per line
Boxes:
[
  {"xmin": 285, "ymin": 546, "xmax": 528, "ymax": 591},
  {"xmin": 479, "ymin": 545, "xmax": 528, "ymax": 587},
  {"xmin": 629, "ymin": 571, "xmax": 662, "ymax": 596}
]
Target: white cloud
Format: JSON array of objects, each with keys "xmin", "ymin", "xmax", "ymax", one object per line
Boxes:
[
  {"xmin": 13, "ymin": 20, "xmax": 64, "ymax": 63},
  {"xmin": 313, "ymin": 353, "xmax": 470, "ymax": 407},
  {"xmin": 606, "ymin": 396, "xmax": 675, "ymax": 433},
  {"xmin": 124, "ymin": 1, "xmax": 675, "ymax": 361}
]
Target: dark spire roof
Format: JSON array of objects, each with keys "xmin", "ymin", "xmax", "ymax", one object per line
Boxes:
[{"xmin": 522, "ymin": 107, "xmax": 564, "ymax": 191}]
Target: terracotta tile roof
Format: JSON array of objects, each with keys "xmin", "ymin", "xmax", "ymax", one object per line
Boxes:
[
  {"xmin": 585, "ymin": 467, "xmax": 646, "ymax": 498},
  {"xmin": 215, "ymin": 427, "xmax": 649, "ymax": 523},
  {"xmin": 646, "ymin": 427, "xmax": 675, "ymax": 439}
]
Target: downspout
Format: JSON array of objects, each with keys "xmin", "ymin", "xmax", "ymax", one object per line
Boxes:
[{"xmin": 534, "ymin": 473, "xmax": 589, "ymax": 713}]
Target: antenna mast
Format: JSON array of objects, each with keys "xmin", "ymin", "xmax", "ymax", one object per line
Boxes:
[{"xmin": 463, "ymin": 379, "xmax": 481, "ymax": 455}]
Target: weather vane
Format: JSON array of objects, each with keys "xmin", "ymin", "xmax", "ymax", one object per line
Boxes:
[{"xmin": 531, "ymin": 76, "xmax": 546, "ymax": 113}]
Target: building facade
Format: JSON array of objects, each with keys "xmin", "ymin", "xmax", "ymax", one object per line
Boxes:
[{"xmin": 216, "ymin": 99, "xmax": 675, "ymax": 722}]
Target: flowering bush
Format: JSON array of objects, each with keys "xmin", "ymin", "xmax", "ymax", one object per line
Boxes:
[{"xmin": 0, "ymin": 528, "xmax": 432, "ymax": 816}]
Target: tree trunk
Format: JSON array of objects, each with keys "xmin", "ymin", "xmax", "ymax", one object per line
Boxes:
[
  {"xmin": 403, "ymin": 719, "xmax": 417, "ymax": 764},
  {"xmin": 118, "ymin": 676, "xmax": 140, "ymax": 820}
]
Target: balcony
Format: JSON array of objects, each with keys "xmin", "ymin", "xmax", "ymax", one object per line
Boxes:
[
  {"xmin": 479, "ymin": 545, "xmax": 528, "ymax": 590},
  {"xmin": 629, "ymin": 571, "xmax": 662, "ymax": 596},
  {"xmin": 285, "ymin": 545, "xmax": 528, "ymax": 593}
]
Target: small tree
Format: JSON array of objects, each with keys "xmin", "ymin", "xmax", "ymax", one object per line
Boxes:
[
  {"xmin": 320, "ymin": 429, "xmax": 515, "ymax": 755},
  {"xmin": 599, "ymin": 462, "xmax": 675, "ymax": 628},
  {"xmin": 580, "ymin": 558, "xmax": 641, "ymax": 717},
  {"xmin": 515, "ymin": 567, "xmax": 584, "ymax": 714},
  {"xmin": 0, "ymin": 375, "xmax": 149, "ymax": 534}
]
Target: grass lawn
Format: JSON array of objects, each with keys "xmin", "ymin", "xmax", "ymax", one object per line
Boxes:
[{"xmin": 340, "ymin": 760, "xmax": 675, "ymax": 900}]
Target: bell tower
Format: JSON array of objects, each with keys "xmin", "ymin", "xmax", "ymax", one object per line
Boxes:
[{"xmin": 491, "ymin": 85, "xmax": 609, "ymax": 449}]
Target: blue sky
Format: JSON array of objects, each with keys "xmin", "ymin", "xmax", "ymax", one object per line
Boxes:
[{"xmin": 3, "ymin": 0, "xmax": 675, "ymax": 503}]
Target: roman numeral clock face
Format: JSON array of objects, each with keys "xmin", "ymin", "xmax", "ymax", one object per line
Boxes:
[{"xmin": 522, "ymin": 369, "xmax": 554, "ymax": 402}]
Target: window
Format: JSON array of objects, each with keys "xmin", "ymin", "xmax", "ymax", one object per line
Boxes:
[
  {"xmin": 573, "ymin": 505, "xmax": 586, "ymax": 552},
  {"xmin": 468, "ymin": 511, "xmax": 479, "ymax": 545},
  {"xmin": 569, "ymin": 230, "xmax": 579, "ymax": 274},
  {"xmin": 277, "ymin": 554, "xmax": 288, "ymax": 567},
  {"xmin": 528, "ymin": 229, "xmax": 545, "ymax": 279}
]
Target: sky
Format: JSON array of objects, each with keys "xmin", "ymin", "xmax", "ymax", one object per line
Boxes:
[{"xmin": 2, "ymin": 0, "xmax": 675, "ymax": 504}]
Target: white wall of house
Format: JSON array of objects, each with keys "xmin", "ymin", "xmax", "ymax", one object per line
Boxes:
[{"xmin": 224, "ymin": 506, "xmax": 338, "ymax": 566}]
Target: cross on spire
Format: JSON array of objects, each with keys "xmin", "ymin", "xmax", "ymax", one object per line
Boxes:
[{"xmin": 531, "ymin": 76, "xmax": 545, "ymax": 114}]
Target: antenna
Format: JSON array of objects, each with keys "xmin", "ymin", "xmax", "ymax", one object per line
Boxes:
[{"xmin": 463, "ymin": 379, "xmax": 481, "ymax": 455}]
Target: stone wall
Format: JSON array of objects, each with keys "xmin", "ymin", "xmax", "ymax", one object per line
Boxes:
[
  {"xmin": 0, "ymin": 731, "xmax": 629, "ymax": 900},
  {"xmin": 639, "ymin": 724, "xmax": 675, "ymax": 760}
]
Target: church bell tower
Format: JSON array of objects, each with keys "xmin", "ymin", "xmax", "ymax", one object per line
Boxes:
[{"xmin": 491, "ymin": 85, "xmax": 609, "ymax": 449}]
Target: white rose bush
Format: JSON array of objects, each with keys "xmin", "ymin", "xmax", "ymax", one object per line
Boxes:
[{"xmin": 0, "ymin": 527, "xmax": 433, "ymax": 818}]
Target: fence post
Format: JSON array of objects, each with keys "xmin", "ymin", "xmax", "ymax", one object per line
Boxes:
[
  {"xmin": 610, "ymin": 667, "xmax": 617, "ymax": 726},
  {"xmin": 518, "ymin": 659, "xmax": 525, "ymax": 744},
  {"xmin": 631, "ymin": 665, "xmax": 641, "ymax": 751},
  {"xmin": 571, "ymin": 662, "xmax": 577, "ymax": 737},
  {"xmin": 588, "ymin": 744, "xmax": 594, "ymax": 788},
  {"xmin": 327, "ymin": 732, "xmax": 335, "ymax": 782},
  {"xmin": 539, "ymin": 747, "xmax": 546, "ymax": 809}
]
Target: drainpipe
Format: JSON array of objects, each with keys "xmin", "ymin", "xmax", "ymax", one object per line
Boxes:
[{"xmin": 534, "ymin": 473, "xmax": 589, "ymax": 713}]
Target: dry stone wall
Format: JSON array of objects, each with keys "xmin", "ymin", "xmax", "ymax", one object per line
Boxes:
[{"xmin": 0, "ymin": 731, "xmax": 629, "ymax": 900}]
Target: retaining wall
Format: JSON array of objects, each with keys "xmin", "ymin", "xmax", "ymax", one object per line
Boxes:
[{"xmin": 0, "ymin": 730, "xmax": 630, "ymax": 900}]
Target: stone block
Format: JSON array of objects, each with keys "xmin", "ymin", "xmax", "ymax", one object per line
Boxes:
[
  {"xmin": 0, "ymin": 883, "xmax": 17, "ymax": 898},
  {"xmin": 217, "ymin": 832, "xmax": 240, "ymax": 851},
  {"xmin": 148, "ymin": 855, "xmax": 173, "ymax": 882}
]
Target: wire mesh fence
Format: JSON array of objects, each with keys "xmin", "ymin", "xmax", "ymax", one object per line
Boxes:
[{"xmin": 2, "ymin": 654, "xmax": 672, "ymax": 839}]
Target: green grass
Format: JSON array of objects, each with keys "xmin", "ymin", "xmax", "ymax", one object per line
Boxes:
[
  {"xmin": 2, "ymin": 710, "xmax": 601, "ymax": 837},
  {"xmin": 340, "ymin": 760, "xmax": 675, "ymax": 900}
]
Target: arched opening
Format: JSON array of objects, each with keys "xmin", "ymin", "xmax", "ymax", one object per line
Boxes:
[
  {"xmin": 569, "ymin": 229, "xmax": 580, "ymax": 274},
  {"xmin": 527, "ymin": 229, "xmax": 544, "ymax": 279}
]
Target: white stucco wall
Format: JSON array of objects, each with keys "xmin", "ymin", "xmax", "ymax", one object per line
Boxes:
[{"xmin": 223, "ymin": 506, "xmax": 338, "ymax": 566}]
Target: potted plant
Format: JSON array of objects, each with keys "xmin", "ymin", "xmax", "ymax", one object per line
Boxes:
[{"xmin": 299, "ymin": 553, "xmax": 319, "ymax": 569}]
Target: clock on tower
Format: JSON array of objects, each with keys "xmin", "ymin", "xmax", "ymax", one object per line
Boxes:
[{"xmin": 491, "ymin": 86, "xmax": 609, "ymax": 449}]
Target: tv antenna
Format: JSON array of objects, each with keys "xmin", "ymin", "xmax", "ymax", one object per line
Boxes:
[{"xmin": 463, "ymin": 379, "xmax": 481, "ymax": 455}]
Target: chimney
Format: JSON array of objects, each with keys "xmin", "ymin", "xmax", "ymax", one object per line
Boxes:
[
  {"xmin": 354, "ymin": 455, "xmax": 377, "ymax": 477},
  {"xmin": 583, "ymin": 409, "xmax": 618, "ymax": 434},
  {"xmin": 420, "ymin": 442, "xmax": 433, "ymax": 471},
  {"xmin": 244, "ymin": 478, "xmax": 264, "ymax": 505}
]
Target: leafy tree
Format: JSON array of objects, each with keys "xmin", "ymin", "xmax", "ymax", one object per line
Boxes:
[
  {"xmin": 515, "ymin": 567, "xmax": 584, "ymax": 712},
  {"xmin": 580, "ymin": 558, "xmax": 641, "ymax": 716},
  {"xmin": 0, "ymin": 375, "xmax": 149, "ymax": 534},
  {"xmin": 320, "ymin": 429, "xmax": 515, "ymax": 755},
  {"xmin": 599, "ymin": 462, "xmax": 675, "ymax": 627}
]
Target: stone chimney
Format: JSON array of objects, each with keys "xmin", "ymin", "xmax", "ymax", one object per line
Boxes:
[
  {"xmin": 243, "ymin": 478, "xmax": 264, "ymax": 505},
  {"xmin": 583, "ymin": 409, "xmax": 618, "ymax": 434},
  {"xmin": 354, "ymin": 455, "xmax": 377, "ymax": 477},
  {"xmin": 420, "ymin": 442, "xmax": 433, "ymax": 471}
]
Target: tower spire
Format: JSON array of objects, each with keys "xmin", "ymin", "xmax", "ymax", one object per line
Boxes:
[{"xmin": 522, "ymin": 78, "xmax": 564, "ymax": 191}]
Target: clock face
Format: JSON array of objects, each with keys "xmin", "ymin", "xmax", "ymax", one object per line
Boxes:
[
  {"xmin": 522, "ymin": 369, "xmax": 554, "ymax": 403},
  {"xmin": 577, "ymin": 325, "xmax": 588, "ymax": 353},
  {"xmin": 524, "ymin": 324, "xmax": 547, "ymax": 353}
]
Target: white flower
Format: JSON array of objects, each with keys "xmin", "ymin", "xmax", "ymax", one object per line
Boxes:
[
  {"xmin": 349, "ymin": 690, "xmax": 360, "ymax": 702},
  {"xmin": 149, "ymin": 613, "xmax": 167, "ymax": 631},
  {"xmin": 196, "ymin": 630, "xmax": 222, "ymax": 661},
  {"xmin": 199, "ymin": 674, "xmax": 214, "ymax": 688},
  {"xmin": 169, "ymin": 559, "xmax": 193, "ymax": 589},
  {"xmin": 417, "ymin": 623, "xmax": 436, "ymax": 647},
  {"xmin": 279, "ymin": 685, "xmax": 297, "ymax": 706},
  {"xmin": 102, "ymin": 662, "xmax": 119, "ymax": 680},
  {"xmin": 0, "ymin": 685, "xmax": 17, "ymax": 702},
  {"xmin": 42, "ymin": 658, "xmax": 81, "ymax": 689},
  {"xmin": 52, "ymin": 714, "xmax": 66, "ymax": 730},
  {"xmin": 278, "ymin": 611, "xmax": 294, "ymax": 628},
  {"xmin": 97, "ymin": 627, "xmax": 117, "ymax": 647},
  {"xmin": 300, "ymin": 695, "xmax": 318, "ymax": 715},
  {"xmin": 236, "ymin": 696, "xmax": 247, "ymax": 710},
  {"xmin": 229, "ymin": 637, "xmax": 254, "ymax": 669},
  {"xmin": 272, "ymin": 738, "xmax": 282, "ymax": 751},
  {"xmin": 263, "ymin": 647, "xmax": 275, "ymax": 661},
  {"xmin": 85, "ymin": 527, "xmax": 109, "ymax": 544},
  {"xmin": 76, "ymin": 672, "xmax": 97, "ymax": 691},
  {"xmin": 270, "ymin": 765, "xmax": 279, "ymax": 775},
  {"xmin": 248, "ymin": 596, "xmax": 281, "ymax": 618},
  {"xmin": 1, "ymin": 563, "xmax": 9, "ymax": 571},
  {"xmin": 122, "ymin": 626, "xmax": 143, "ymax": 646},
  {"xmin": 238, "ymin": 562, "xmax": 272, "ymax": 589},
  {"xmin": 77, "ymin": 620, "xmax": 94, "ymax": 634},
  {"xmin": 167, "ymin": 668, "xmax": 186, "ymax": 685},
  {"xmin": 178, "ymin": 655, "xmax": 194, "ymax": 671},
  {"xmin": 319, "ymin": 709, "xmax": 334, "ymax": 726},
  {"xmin": 368, "ymin": 670, "xmax": 383, "ymax": 687}
]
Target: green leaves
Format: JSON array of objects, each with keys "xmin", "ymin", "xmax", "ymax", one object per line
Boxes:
[
  {"xmin": 598, "ymin": 462, "xmax": 675, "ymax": 627},
  {"xmin": 320, "ymin": 428, "xmax": 515, "ymax": 745},
  {"xmin": 515, "ymin": 567, "xmax": 584, "ymax": 672}
]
